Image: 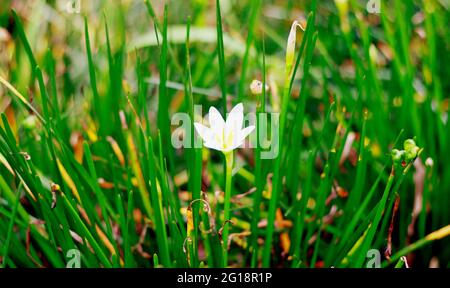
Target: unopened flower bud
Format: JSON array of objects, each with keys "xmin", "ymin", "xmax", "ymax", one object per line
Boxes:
[
  {"xmin": 403, "ymin": 139, "xmax": 416, "ymax": 151},
  {"xmin": 403, "ymin": 139, "xmax": 420, "ymax": 161},
  {"xmin": 286, "ymin": 21, "xmax": 305, "ymax": 73},
  {"xmin": 405, "ymin": 146, "xmax": 420, "ymax": 161},
  {"xmin": 23, "ymin": 115, "xmax": 37, "ymax": 130},
  {"xmin": 391, "ymin": 149, "xmax": 404, "ymax": 162},
  {"xmin": 250, "ymin": 79, "xmax": 268, "ymax": 95}
]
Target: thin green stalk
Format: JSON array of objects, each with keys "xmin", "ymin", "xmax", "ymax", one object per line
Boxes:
[
  {"xmin": 61, "ymin": 194, "xmax": 112, "ymax": 268},
  {"xmin": 148, "ymin": 137, "xmax": 171, "ymax": 267},
  {"xmin": 222, "ymin": 151, "xmax": 234, "ymax": 267},
  {"xmin": 125, "ymin": 190, "xmax": 136, "ymax": 267},
  {"xmin": 394, "ymin": 257, "xmax": 406, "ymax": 268},
  {"xmin": 183, "ymin": 16, "xmax": 202, "ymax": 267},
  {"xmin": 250, "ymin": 35, "xmax": 266, "ymax": 268},
  {"xmin": 286, "ymin": 31, "xmax": 317, "ymax": 198},
  {"xmin": 291, "ymin": 102, "xmax": 334, "ymax": 267},
  {"xmin": 11, "ymin": 10, "xmax": 37, "ymax": 76},
  {"xmin": 1, "ymin": 183, "xmax": 22, "ymax": 268},
  {"xmin": 84, "ymin": 17, "xmax": 101, "ymax": 125},
  {"xmin": 216, "ymin": 0, "xmax": 229, "ymax": 268},
  {"xmin": 310, "ymin": 162, "xmax": 332, "ymax": 268},
  {"xmin": 0, "ymin": 76, "xmax": 44, "ymax": 123},
  {"xmin": 237, "ymin": 0, "xmax": 261, "ymax": 103},
  {"xmin": 144, "ymin": 0, "xmax": 183, "ymax": 73},
  {"xmin": 83, "ymin": 142, "xmax": 113, "ymax": 233},
  {"xmin": 153, "ymin": 253, "xmax": 159, "ymax": 268},
  {"xmin": 216, "ymin": 0, "xmax": 227, "ymax": 114},
  {"xmin": 45, "ymin": 49, "xmax": 61, "ymax": 125},
  {"xmin": 157, "ymin": 4, "xmax": 175, "ymax": 174},
  {"xmin": 262, "ymin": 16, "xmax": 312, "ymax": 267},
  {"xmin": 290, "ymin": 151, "xmax": 314, "ymax": 267},
  {"xmin": 351, "ymin": 166, "xmax": 395, "ymax": 267}
]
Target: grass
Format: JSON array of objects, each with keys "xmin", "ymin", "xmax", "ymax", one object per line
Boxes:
[{"xmin": 0, "ymin": 0, "xmax": 449, "ymax": 268}]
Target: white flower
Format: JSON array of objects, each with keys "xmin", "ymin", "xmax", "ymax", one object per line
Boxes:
[{"xmin": 194, "ymin": 103, "xmax": 255, "ymax": 153}]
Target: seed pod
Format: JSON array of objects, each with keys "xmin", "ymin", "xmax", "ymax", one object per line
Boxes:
[
  {"xmin": 403, "ymin": 139, "xmax": 417, "ymax": 151},
  {"xmin": 403, "ymin": 139, "xmax": 419, "ymax": 161},
  {"xmin": 405, "ymin": 146, "xmax": 420, "ymax": 161},
  {"xmin": 22, "ymin": 115, "xmax": 37, "ymax": 130},
  {"xmin": 391, "ymin": 149, "xmax": 404, "ymax": 163}
]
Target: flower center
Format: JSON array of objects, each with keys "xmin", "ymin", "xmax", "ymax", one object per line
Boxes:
[{"xmin": 224, "ymin": 130, "xmax": 234, "ymax": 150}]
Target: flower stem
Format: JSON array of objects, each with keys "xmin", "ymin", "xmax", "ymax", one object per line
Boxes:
[{"xmin": 222, "ymin": 151, "xmax": 234, "ymax": 267}]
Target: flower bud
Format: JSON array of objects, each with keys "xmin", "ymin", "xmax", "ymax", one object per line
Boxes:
[
  {"xmin": 403, "ymin": 139, "xmax": 416, "ymax": 151},
  {"xmin": 286, "ymin": 21, "xmax": 305, "ymax": 73},
  {"xmin": 405, "ymin": 146, "xmax": 420, "ymax": 161},
  {"xmin": 23, "ymin": 115, "xmax": 37, "ymax": 130},
  {"xmin": 250, "ymin": 79, "xmax": 268, "ymax": 95},
  {"xmin": 391, "ymin": 149, "xmax": 404, "ymax": 162},
  {"xmin": 403, "ymin": 139, "xmax": 420, "ymax": 161}
]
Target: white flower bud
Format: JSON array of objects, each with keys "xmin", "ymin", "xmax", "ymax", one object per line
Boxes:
[
  {"xmin": 249, "ymin": 79, "xmax": 268, "ymax": 95},
  {"xmin": 286, "ymin": 21, "xmax": 305, "ymax": 73}
]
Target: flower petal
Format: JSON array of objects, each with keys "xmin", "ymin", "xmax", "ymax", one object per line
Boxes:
[
  {"xmin": 229, "ymin": 125, "xmax": 255, "ymax": 150},
  {"xmin": 194, "ymin": 122, "xmax": 225, "ymax": 151},
  {"xmin": 203, "ymin": 140, "xmax": 224, "ymax": 151},
  {"xmin": 224, "ymin": 126, "xmax": 255, "ymax": 151},
  {"xmin": 225, "ymin": 103, "xmax": 244, "ymax": 140},
  {"xmin": 208, "ymin": 106, "xmax": 225, "ymax": 134},
  {"xmin": 237, "ymin": 125, "xmax": 255, "ymax": 143},
  {"xmin": 194, "ymin": 122, "xmax": 215, "ymax": 144}
]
